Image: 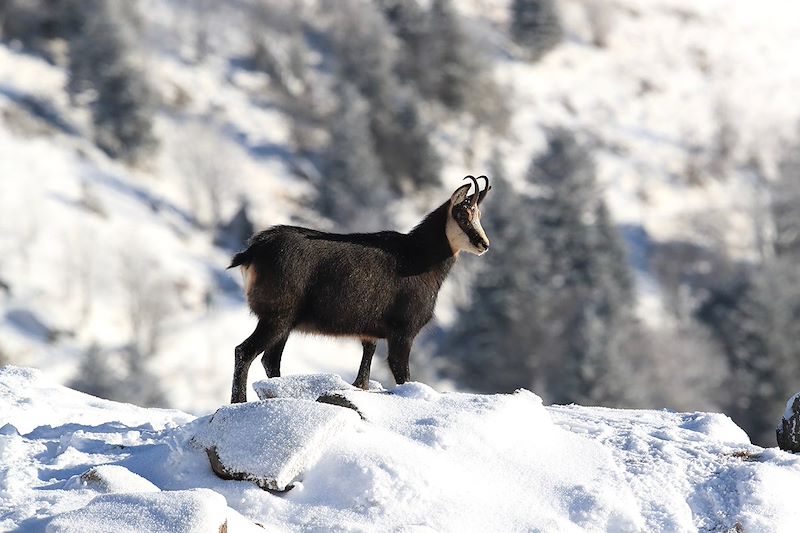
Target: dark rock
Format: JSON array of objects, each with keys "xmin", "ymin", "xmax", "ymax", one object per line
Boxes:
[
  {"xmin": 316, "ymin": 392, "xmax": 365, "ymax": 419},
  {"xmin": 777, "ymin": 393, "xmax": 800, "ymax": 452}
]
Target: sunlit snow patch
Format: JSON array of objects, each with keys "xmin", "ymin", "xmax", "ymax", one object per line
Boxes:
[
  {"xmin": 45, "ymin": 488, "xmax": 227, "ymax": 533},
  {"xmin": 192, "ymin": 398, "xmax": 360, "ymax": 491}
]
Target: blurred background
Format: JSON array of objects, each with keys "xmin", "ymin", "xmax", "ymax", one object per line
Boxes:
[{"xmin": 1, "ymin": 0, "xmax": 799, "ymax": 446}]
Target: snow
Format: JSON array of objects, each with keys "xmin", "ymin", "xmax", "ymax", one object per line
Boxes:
[
  {"xmin": 0, "ymin": 366, "xmax": 192, "ymax": 434},
  {"xmin": 253, "ymin": 373, "xmax": 362, "ymax": 401},
  {"xmin": 63, "ymin": 465, "xmax": 159, "ymax": 494},
  {"xmin": 2, "ymin": 0, "xmax": 800, "ymax": 527},
  {"xmin": 2, "ymin": 368, "xmax": 800, "ymax": 532},
  {"xmin": 45, "ymin": 489, "xmax": 227, "ymax": 533},
  {"xmin": 782, "ymin": 392, "xmax": 800, "ymax": 422},
  {"xmin": 191, "ymin": 399, "xmax": 360, "ymax": 491}
]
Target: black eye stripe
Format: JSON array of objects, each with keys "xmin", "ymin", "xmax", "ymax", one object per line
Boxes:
[{"xmin": 454, "ymin": 214, "xmax": 487, "ymax": 247}]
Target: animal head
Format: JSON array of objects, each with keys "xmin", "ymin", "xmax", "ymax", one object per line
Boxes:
[{"xmin": 446, "ymin": 175, "xmax": 491, "ymax": 256}]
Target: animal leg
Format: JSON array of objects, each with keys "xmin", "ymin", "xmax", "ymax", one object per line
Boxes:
[
  {"xmin": 387, "ymin": 335, "xmax": 413, "ymax": 385},
  {"xmin": 261, "ymin": 334, "xmax": 289, "ymax": 378},
  {"xmin": 353, "ymin": 339, "xmax": 377, "ymax": 390},
  {"xmin": 231, "ymin": 320, "xmax": 271, "ymax": 403}
]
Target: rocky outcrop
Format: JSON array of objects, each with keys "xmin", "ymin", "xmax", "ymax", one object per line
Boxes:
[
  {"xmin": 64, "ymin": 464, "xmax": 159, "ymax": 494},
  {"xmin": 777, "ymin": 392, "xmax": 800, "ymax": 452},
  {"xmin": 193, "ymin": 398, "xmax": 359, "ymax": 491}
]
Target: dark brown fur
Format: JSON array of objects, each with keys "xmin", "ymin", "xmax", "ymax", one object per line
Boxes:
[{"xmin": 228, "ymin": 182, "xmax": 489, "ymax": 403}]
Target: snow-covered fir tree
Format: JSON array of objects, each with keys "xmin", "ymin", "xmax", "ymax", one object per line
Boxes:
[
  {"xmin": 66, "ymin": 0, "xmax": 157, "ymax": 164},
  {"xmin": 442, "ymin": 131, "xmax": 637, "ymax": 406},
  {"xmin": 440, "ymin": 157, "xmax": 547, "ymax": 392},
  {"xmin": 510, "ymin": 0, "xmax": 563, "ymax": 61},
  {"xmin": 696, "ymin": 137, "xmax": 800, "ymax": 444},
  {"xmin": 317, "ymin": 82, "xmax": 392, "ymax": 231},
  {"xmin": 329, "ymin": 0, "xmax": 440, "ymax": 192},
  {"xmin": 424, "ymin": 0, "xmax": 479, "ymax": 111}
]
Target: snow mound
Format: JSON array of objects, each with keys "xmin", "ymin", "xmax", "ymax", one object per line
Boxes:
[
  {"xmin": 192, "ymin": 399, "xmax": 360, "ymax": 491},
  {"xmin": 4, "ymin": 368, "xmax": 800, "ymax": 532},
  {"xmin": 679, "ymin": 412, "xmax": 751, "ymax": 444},
  {"xmin": 303, "ymin": 384, "xmax": 643, "ymax": 531},
  {"xmin": 45, "ymin": 488, "xmax": 227, "ymax": 533},
  {"xmin": 63, "ymin": 464, "xmax": 159, "ymax": 494},
  {"xmin": 253, "ymin": 373, "xmax": 369, "ymax": 401},
  {"xmin": 0, "ymin": 366, "xmax": 193, "ymax": 434}
]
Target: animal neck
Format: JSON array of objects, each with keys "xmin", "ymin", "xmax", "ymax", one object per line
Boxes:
[{"xmin": 406, "ymin": 201, "xmax": 457, "ymax": 278}]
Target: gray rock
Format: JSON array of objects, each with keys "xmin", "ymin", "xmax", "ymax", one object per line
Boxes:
[
  {"xmin": 193, "ymin": 398, "xmax": 359, "ymax": 491},
  {"xmin": 777, "ymin": 392, "xmax": 800, "ymax": 452}
]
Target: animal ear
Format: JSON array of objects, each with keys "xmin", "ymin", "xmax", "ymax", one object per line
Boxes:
[
  {"xmin": 451, "ymin": 184, "xmax": 471, "ymax": 205},
  {"xmin": 477, "ymin": 185, "xmax": 492, "ymax": 205}
]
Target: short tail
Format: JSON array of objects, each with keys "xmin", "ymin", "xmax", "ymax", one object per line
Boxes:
[{"xmin": 228, "ymin": 248, "xmax": 252, "ymax": 269}]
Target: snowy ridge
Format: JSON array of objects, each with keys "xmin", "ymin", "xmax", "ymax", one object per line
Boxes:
[{"xmin": 1, "ymin": 367, "xmax": 799, "ymax": 532}]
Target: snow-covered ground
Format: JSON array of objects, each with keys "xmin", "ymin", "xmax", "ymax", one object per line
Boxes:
[{"xmin": 2, "ymin": 366, "xmax": 799, "ymax": 532}]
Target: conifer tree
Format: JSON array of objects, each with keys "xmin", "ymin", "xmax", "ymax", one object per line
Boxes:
[
  {"xmin": 440, "ymin": 157, "xmax": 549, "ymax": 392},
  {"xmin": 317, "ymin": 82, "xmax": 391, "ymax": 231},
  {"xmin": 69, "ymin": 343, "xmax": 119, "ymax": 401},
  {"xmin": 424, "ymin": 0, "xmax": 478, "ymax": 110},
  {"xmin": 329, "ymin": 0, "xmax": 440, "ymax": 192},
  {"xmin": 442, "ymin": 132, "xmax": 638, "ymax": 406},
  {"xmin": 696, "ymin": 136, "xmax": 800, "ymax": 445},
  {"xmin": 379, "ymin": 0, "xmax": 429, "ymax": 89},
  {"xmin": 510, "ymin": 0, "xmax": 563, "ymax": 62},
  {"xmin": 66, "ymin": 1, "xmax": 157, "ymax": 164}
]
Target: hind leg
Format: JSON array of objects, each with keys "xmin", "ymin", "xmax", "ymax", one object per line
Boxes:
[
  {"xmin": 231, "ymin": 319, "xmax": 275, "ymax": 403},
  {"xmin": 387, "ymin": 334, "xmax": 413, "ymax": 385},
  {"xmin": 353, "ymin": 339, "xmax": 376, "ymax": 390},
  {"xmin": 261, "ymin": 334, "xmax": 289, "ymax": 379}
]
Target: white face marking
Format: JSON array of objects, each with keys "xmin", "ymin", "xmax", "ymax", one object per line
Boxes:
[
  {"xmin": 446, "ymin": 201, "xmax": 490, "ymax": 256},
  {"xmin": 471, "ymin": 215, "xmax": 490, "ymax": 255}
]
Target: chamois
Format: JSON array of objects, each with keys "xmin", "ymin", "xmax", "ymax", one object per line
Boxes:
[{"xmin": 228, "ymin": 176, "xmax": 491, "ymax": 403}]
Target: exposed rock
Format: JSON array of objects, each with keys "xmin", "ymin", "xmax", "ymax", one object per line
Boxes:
[
  {"xmin": 46, "ymin": 488, "xmax": 227, "ymax": 533},
  {"xmin": 64, "ymin": 464, "xmax": 160, "ymax": 493},
  {"xmin": 777, "ymin": 392, "xmax": 800, "ymax": 452},
  {"xmin": 316, "ymin": 392, "xmax": 366, "ymax": 419},
  {"xmin": 193, "ymin": 399, "xmax": 359, "ymax": 491}
]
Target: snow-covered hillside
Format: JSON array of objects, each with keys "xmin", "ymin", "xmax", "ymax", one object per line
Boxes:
[
  {"xmin": 1, "ymin": 0, "xmax": 800, "ymax": 419},
  {"xmin": 1, "ymin": 366, "xmax": 799, "ymax": 532}
]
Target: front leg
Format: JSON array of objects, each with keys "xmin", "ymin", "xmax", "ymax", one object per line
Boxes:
[
  {"xmin": 387, "ymin": 334, "xmax": 413, "ymax": 385},
  {"xmin": 353, "ymin": 339, "xmax": 376, "ymax": 389}
]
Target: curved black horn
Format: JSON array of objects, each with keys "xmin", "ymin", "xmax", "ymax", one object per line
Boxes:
[
  {"xmin": 463, "ymin": 175, "xmax": 480, "ymax": 207},
  {"xmin": 477, "ymin": 175, "xmax": 491, "ymax": 204}
]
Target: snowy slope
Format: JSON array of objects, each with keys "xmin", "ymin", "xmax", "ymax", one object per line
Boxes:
[{"xmin": 2, "ymin": 366, "xmax": 799, "ymax": 532}]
